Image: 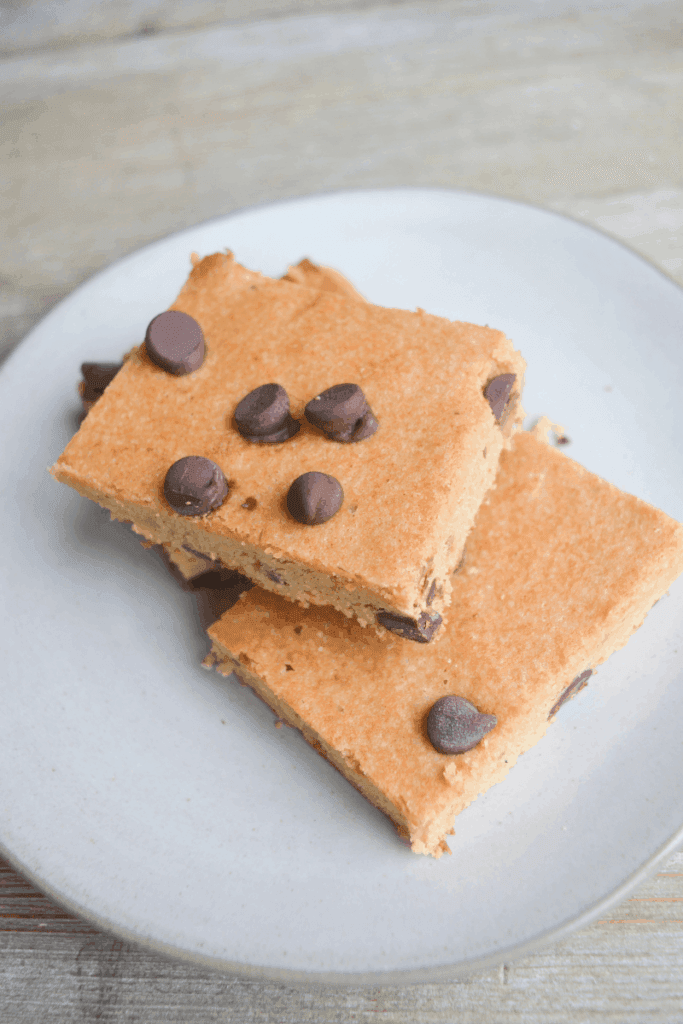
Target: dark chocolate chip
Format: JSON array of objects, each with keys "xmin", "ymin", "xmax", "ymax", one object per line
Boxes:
[
  {"xmin": 163, "ymin": 456, "xmax": 228, "ymax": 516},
  {"xmin": 81, "ymin": 361, "xmax": 122, "ymax": 393},
  {"xmin": 305, "ymin": 383, "xmax": 378, "ymax": 443},
  {"xmin": 241, "ymin": 497, "xmax": 258, "ymax": 510},
  {"xmin": 376, "ymin": 610, "xmax": 442, "ymax": 643},
  {"xmin": 548, "ymin": 669, "xmax": 592, "ymax": 719},
  {"xmin": 286, "ymin": 472, "xmax": 343, "ymax": 525},
  {"xmin": 145, "ymin": 310, "xmax": 205, "ymax": 375},
  {"xmin": 188, "ymin": 567, "xmax": 250, "ymax": 591},
  {"xmin": 426, "ymin": 579, "xmax": 438, "ymax": 607},
  {"xmin": 483, "ymin": 374, "xmax": 516, "ymax": 422},
  {"xmin": 235, "ymin": 383, "xmax": 300, "ymax": 443},
  {"xmin": 427, "ymin": 695, "xmax": 497, "ymax": 755},
  {"xmin": 79, "ymin": 361, "xmax": 123, "ymax": 410},
  {"xmin": 263, "ymin": 567, "xmax": 286, "ymax": 585},
  {"xmin": 193, "ymin": 573, "xmax": 254, "ymax": 628}
]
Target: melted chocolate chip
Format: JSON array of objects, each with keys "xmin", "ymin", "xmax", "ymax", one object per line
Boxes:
[
  {"xmin": 427, "ymin": 695, "xmax": 497, "ymax": 754},
  {"xmin": 376, "ymin": 610, "xmax": 442, "ymax": 643},
  {"xmin": 163, "ymin": 456, "xmax": 228, "ymax": 516},
  {"xmin": 305, "ymin": 383, "xmax": 378, "ymax": 443},
  {"xmin": 548, "ymin": 669, "xmax": 592, "ymax": 719},
  {"xmin": 483, "ymin": 374, "xmax": 516, "ymax": 422},
  {"xmin": 286, "ymin": 472, "xmax": 343, "ymax": 525},
  {"xmin": 241, "ymin": 497, "xmax": 258, "ymax": 511},
  {"xmin": 145, "ymin": 310, "xmax": 205, "ymax": 375},
  {"xmin": 235, "ymin": 384, "xmax": 300, "ymax": 443}
]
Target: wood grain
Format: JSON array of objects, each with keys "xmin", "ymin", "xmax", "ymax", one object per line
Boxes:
[
  {"xmin": 2, "ymin": 0, "xmax": 682, "ymax": 363},
  {"xmin": 3, "ymin": 856, "xmax": 683, "ymax": 1021}
]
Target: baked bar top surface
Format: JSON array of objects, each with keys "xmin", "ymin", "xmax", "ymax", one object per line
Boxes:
[
  {"xmin": 208, "ymin": 432, "xmax": 683, "ymax": 853},
  {"xmin": 52, "ymin": 252, "xmax": 525, "ymax": 610}
]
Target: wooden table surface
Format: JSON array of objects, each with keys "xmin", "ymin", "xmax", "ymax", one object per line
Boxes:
[{"xmin": 2, "ymin": 1, "xmax": 683, "ymax": 1019}]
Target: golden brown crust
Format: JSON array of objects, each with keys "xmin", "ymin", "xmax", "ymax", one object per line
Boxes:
[
  {"xmin": 281, "ymin": 258, "xmax": 366, "ymax": 302},
  {"xmin": 52, "ymin": 251, "xmax": 525, "ymax": 625},
  {"xmin": 207, "ymin": 432, "xmax": 683, "ymax": 856}
]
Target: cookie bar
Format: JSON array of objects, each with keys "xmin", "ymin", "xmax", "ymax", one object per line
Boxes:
[
  {"xmin": 52, "ymin": 251, "xmax": 525, "ymax": 640},
  {"xmin": 205, "ymin": 431, "xmax": 683, "ymax": 857}
]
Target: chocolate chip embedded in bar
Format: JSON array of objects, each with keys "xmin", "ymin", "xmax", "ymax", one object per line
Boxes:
[
  {"xmin": 145, "ymin": 310, "xmax": 205, "ymax": 375},
  {"xmin": 53, "ymin": 251, "xmax": 526, "ymax": 637},
  {"xmin": 189, "ymin": 568, "xmax": 254, "ymax": 628},
  {"xmin": 234, "ymin": 384, "xmax": 300, "ymax": 443},
  {"xmin": 187, "ymin": 566, "xmax": 250, "ymax": 591},
  {"xmin": 427, "ymin": 695, "xmax": 497, "ymax": 754},
  {"xmin": 484, "ymin": 374, "xmax": 516, "ymax": 422},
  {"xmin": 548, "ymin": 669, "xmax": 593, "ymax": 718},
  {"xmin": 163, "ymin": 456, "xmax": 229, "ymax": 516},
  {"xmin": 376, "ymin": 609, "xmax": 443, "ymax": 643},
  {"xmin": 79, "ymin": 361, "xmax": 123, "ymax": 412},
  {"xmin": 305, "ymin": 383, "xmax": 378, "ymax": 443}
]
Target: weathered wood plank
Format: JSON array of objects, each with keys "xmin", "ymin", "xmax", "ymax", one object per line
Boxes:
[
  {"xmin": 2, "ymin": 922, "xmax": 683, "ymax": 1022},
  {"xmin": 2, "ymin": 1, "xmax": 682, "ymax": 363},
  {"xmin": 2, "ymin": 850, "xmax": 683, "ymax": 1021},
  {"xmin": 0, "ymin": 0, "xmax": 430, "ymax": 56}
]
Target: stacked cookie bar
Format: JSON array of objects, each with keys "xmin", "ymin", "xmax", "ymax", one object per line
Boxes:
[
  {"xmin": 52, "ymin": 254, "xmax": 683, "ymax": 857},
  {"xmin": 53, "ymin": 251, "xmax": 525, "ymax": 640}
]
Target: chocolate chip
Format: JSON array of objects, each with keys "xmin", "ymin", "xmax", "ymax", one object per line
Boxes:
[
  {"xmin": 241, "ymin": 497, "xmax": 258, "ymax": 510},
  {"xmin": 192, "ymin": 572, "xmax": 254, "ymax": 628},
  {"xmin": 484, "ymin": 374, "xmax": 516, "ymax": 422},
  {"xmin": 79, "ymin": 361, "xmax": 123, "ymax": 410},
  {"xmin": 376, "ymin": 610, "xmax": 442, "ymax": 643},
  {"xmin": 426, "ymin": 579, "xmax": 438, "ymax": 607},
  {"xmin": 427, "ymin": 695, "xmax": 497, "ymax": 754},
  {"xmin": 548, "ymin": 669, "xmax": 592, "ymax": 719},
  {"xmin": 145, "ymin": 310, "xmax": 205, "ymax": 375},
  {"xmin": 81, "ymin": 361, "xmax": 122, "ymax": 393},
  {"xmin": 286, "ymin": 472, "xmax": 343, "ymax": 525},
  {"xmin": 163, "ymin": 456, "xmax": 228, "ymax": 516},
  {"xmin": 263, "ymin": 567, "xmax": 286, "ymax": 585},
  {"xmin": 188, "ymin": 567, "xmax": 250, "ymax": 591},
  {"xmin": 305, "ymin": 383, "xmax": 378, "ymax": 443},
  {"xmin": 234, "ymin": 383, "xmax": 300, "ymax": 443}
]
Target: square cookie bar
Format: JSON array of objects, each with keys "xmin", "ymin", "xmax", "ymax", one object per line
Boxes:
[
  {"xmin": 52, "ymin": 251, "xmax": 525, "ymax": 641},
  {"xmin": 205, "ymin": 431, "xmax": 683, "ymax": 857}
]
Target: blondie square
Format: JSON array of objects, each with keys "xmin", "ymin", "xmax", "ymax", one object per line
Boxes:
[
  {"xmin": 206, "ymin": 431, "xmax": 683, "ymax": 856},
  {"xmin": 52, "ymin": 251, "xmax": 525, "ymax": 640}
]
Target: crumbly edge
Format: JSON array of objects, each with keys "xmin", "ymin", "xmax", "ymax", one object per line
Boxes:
[
  {"xmin": 73, "ymin": 382, "xmax": 525, "ymax": 629},
  {"xmin": 204, "ymin": 643, "xmax": 450, "ymax": 857},
  {"xmin": 50, "ymin": 467, "xmax": 459, "ymax": 633}
]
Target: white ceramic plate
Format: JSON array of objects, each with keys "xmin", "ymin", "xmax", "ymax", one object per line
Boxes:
[{"xmin": 2, "ymin": 189, "xmax": 683, "ymax": 986}]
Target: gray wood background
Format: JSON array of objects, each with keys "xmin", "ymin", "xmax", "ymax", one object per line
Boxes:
[{"xmin": 2, "ymin": 0, "xmax": 683, "ymax": 1018}]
